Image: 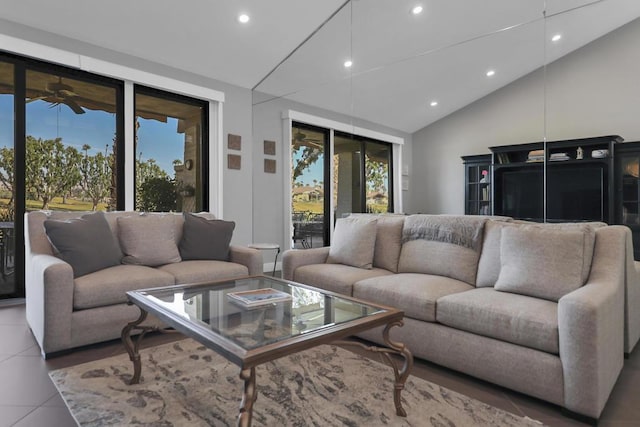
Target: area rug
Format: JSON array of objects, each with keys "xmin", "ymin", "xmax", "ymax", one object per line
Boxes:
[{"xmin": 50, "ymin": 339, "xmax": 543, "ymax": 426}]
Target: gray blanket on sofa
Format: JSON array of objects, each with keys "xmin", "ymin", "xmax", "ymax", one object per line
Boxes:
[{"xmin": 402, "ymin": 215, "xmax": 486, "ymax": 252}]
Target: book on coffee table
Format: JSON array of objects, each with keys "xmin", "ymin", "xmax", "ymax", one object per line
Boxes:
[{"xmin": 227, "ymin": 288, "xmax": 292, "ymax": 307}]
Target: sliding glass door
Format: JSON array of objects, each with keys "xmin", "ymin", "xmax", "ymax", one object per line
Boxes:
[
  {"xmin": 291, "ymin": 122, "xmax": 394, "ymax": 250},
  {"xmin": 291, "ymin": 122, "xmax": 329, "ymax": 248},
  {"xmin": 334, "ymin": 132, "xmax": 393, "ymax": 219},
  {"xmin": 25, "ymin": 69, "xmax": 120, "ymax": 212},
  {"xmin": 134, "ymin": 86, "xmax": 208, "ymax": 212},
  {"xmin": 0, "ymin": 61, "xmax": 16, "ymax": 298}
]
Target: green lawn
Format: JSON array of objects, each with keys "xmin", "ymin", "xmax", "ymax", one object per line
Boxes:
[{"xmin": 0, "ymin": 197, "xmax": 106, "ymax": 212}]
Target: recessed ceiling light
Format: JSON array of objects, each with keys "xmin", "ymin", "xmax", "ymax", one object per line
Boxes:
[
  {"xmin": 486, "ymin": 70, "xmax": 496, "ymax": 77},
  {"xmin": 344, "ymin": 60, "xmax": 353, "ymax": 68},
  {"xmin": 412, "ymin": 5, "xmax": 423, "ymax": 15},
  {"xmin": 238, "ymin": 14, "xmax": 250, "ymax": 24},
  {"xmin": 430, "ymin": 101, "xmax": 438, "ymax": 107},
  {"xmin": 551, "ymin": 34, "xmax": 562, "ymax": 42}
]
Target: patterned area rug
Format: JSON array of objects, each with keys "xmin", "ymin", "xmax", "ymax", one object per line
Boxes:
[{"xmin": 50, "ymin": 339, "xmax": 543, "ymax": 426}]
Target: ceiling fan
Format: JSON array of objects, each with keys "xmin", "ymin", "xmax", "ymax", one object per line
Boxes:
[
  {"xmin": 293, "ymin": 130, "xmax": 322, "ymax": 147},
  {"xmin": 27, "ymin": 77, "xmax": 85, "ymax": 114}
]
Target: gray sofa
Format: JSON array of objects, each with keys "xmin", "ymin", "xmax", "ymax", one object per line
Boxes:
[
  {"xmin": 283, "ymin": 214, "xmax": 639, "ymax": 420},
  {"xmin": 25, "ymin": 210, "xmax": 263, "ymax": 358}
]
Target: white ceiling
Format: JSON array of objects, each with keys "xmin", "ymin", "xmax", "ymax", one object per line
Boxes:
[{"xmin": 0, "ymin": 0, "xmax": 639, "ymax": 133}]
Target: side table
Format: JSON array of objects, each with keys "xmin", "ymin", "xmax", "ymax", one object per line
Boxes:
[{"xmin": 248, "ymin": 243, "xmax": 281, "ymax": 277}]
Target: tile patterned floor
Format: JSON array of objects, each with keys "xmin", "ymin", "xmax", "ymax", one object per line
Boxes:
[{"xmin": 0, "ymin": 302, "xmax": 639, "ymax": 426}]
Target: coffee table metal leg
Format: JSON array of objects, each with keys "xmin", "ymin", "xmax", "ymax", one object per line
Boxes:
[
  {"xmin": 238, "ymin": 367, "xmax": 257, "ymax": 427},
  {"xmin": 334, "ymin": 320, "xmax": 413, "ymax": 417},
  {"xmin": 121, "ymin": 307, "xmax": 151, "ymax": 385},
  {"xmin": 382, "ymin": 320, "xmax": 414, "ymax": 417}
]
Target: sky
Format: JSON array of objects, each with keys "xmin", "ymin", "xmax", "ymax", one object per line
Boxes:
[
  {"xmin": 0, "ymin": 94, "xmax": 182, "ymax": 175},
  {"xmin": 293, "ymin": 149, "xmax": 323, "ymax": 186}
]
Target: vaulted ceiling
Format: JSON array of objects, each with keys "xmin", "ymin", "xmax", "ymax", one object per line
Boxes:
[{"xmin": 0, "ymin": 0, "xmax": 639, "ymax": 133}]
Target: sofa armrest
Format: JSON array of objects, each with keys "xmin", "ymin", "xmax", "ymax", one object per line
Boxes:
[
  {"xmin": 558, "ymin": 226, "xmax": 625, "ymax": 419},
  {"xmin": 624, "ymin": 227, "xmax": 640, "ymax": 353},
  {"xmin": 282, "ymin": 247, "xmax": 330, "ymax": 281},
  {"xmin": 229, "ymin": 245, "xmax": 263, "ymax": 276},
  {"xmin": 25, "ymin": 253, "xmax": 75, "ymax": 356}
]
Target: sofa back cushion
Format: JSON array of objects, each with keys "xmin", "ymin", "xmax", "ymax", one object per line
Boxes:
[
  {"xmin": 44, "ymin": 211, "xmax": 123, "ymax": 278},
  {"xmin": 327, "ymin": 217, "xmax": 378, "ymax": 269},
  {"xmin": 476, "ymin": 220, "xmax": 510, "ymax": 287},
  {"xmin": 397, "ymin": 215, "xmax": 486, "ymax": 285},
  {"xmin": 118, "ymin": 214, "xmax": 182, "ymax": 266},
  {"xmin": 372, "ymin": 216, "xmax": 405, "ymax": 273},
  {"xmin": 477, "ymin": 221, "xmax": 603, "ymax": 288},
  {"xmin": 494, "ymin": 224, "xmax": 596, "ymax": 301}
]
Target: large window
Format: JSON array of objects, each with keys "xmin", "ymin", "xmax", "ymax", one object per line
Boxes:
[
  {"xmin": 0, "ymin": 52, "xmax": 214, "ymax": 300},
  {"xmin": 25, "ymin": 69, "xmax": 119, "ymax": 211},
  {"xmin": 134, "ymin": 87, "xmax": 208, "ymax": 212}
]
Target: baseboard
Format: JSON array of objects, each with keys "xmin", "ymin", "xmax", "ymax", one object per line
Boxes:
[
  {"xmin": 0, "ymin": 298, "xmax": 25, "ymax": 307},
  {"xmin": 561, "ymin": 408, "xmax": 598, "ymax": 426}
]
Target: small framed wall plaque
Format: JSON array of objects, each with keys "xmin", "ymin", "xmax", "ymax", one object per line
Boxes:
[
  {"xmin": 228, "ymin": 154, "xmax": 241, "ymax": 170},
  {"xmin": 264, "ymin": 159, "xmax": 276, "ymax": 174},
  {"xmin": 264, "ymin": 140, "xmax": 276, "ymax": 155},
  {"xmin": 228, "ymin": 134, "xmax": 242, "ymax": 151}
]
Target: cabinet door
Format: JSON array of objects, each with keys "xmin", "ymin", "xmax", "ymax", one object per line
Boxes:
[
  {"xmin": 464, "ymin": 159, "xmax": 491, "ymax": 215},
  {"xmin": 617, "ymin": 150, "xmax": 640, "ymax": 260},
  {"xmin": 620, "ymin": 155, "xmax": 639, "ymax": 225}
]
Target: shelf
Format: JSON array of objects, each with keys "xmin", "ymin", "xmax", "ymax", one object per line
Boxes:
[
  {"xmin": 546, "ymin": 158, "xmax": 610, "ymax": 165},
  {"xmin": 494, "ymin": 161, "xmax": 543, "ymax": 169}
]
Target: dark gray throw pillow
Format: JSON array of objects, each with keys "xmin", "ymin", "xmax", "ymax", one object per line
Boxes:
[
  {"xmin": 44, "ymin": 211, "xmax": 123, "ymax": 278},
  {"xmin": 179, "ymin": 213, "xmax": 235, "ymax": 261}
]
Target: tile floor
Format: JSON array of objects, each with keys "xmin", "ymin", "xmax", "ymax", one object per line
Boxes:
[{"xmin": 0, "ymin": 301, "xmax": 639, "ymax": 426}]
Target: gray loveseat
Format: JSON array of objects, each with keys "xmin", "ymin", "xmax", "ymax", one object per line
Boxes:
[
  {"xmin": 25, "ymin": 210, "xmax": 262, "ymax": 358},
  {"xmin": 283, "ymin": 214, "xmax": 639, "ymax": 420}
]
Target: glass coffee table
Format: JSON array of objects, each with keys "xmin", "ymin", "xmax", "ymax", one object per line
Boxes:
[{"xmin": 122, "ymin": 276, "xmax": 413, "ymax": 426}]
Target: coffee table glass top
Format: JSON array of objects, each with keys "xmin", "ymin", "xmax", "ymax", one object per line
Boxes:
[{"xmin": 131, "ymin": 276, "xmax": 387, "ymax": 351}]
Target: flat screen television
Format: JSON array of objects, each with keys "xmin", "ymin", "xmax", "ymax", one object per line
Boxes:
[
  {"xmin": 498, "ymin": 165, "xmax": 606, "ymax": 222},
  {"xmin": 499, "ymin": 169, "xmax": 544, "ymax": 220},
  {"xmin": 546, "ymin": 165, "xmax": 605, "ymax": 222}
]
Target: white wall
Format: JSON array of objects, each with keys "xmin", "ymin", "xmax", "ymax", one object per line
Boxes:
[{"xmin": 411, "ymin": 17, "xmax": 640, "ymax": 214}]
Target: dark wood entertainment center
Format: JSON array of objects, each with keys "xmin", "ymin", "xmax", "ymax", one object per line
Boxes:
[{"xmin": 463, "ymin": 135, "xmax": 640, "ymax": 259}]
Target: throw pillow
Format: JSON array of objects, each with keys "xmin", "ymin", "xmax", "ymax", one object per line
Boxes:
[
  {"xmin": 179, "ymin": 213, "xmax": 235, "ymax": 261},
  {"xmin": 118, "ymin": 214, "xmax": 182, "ymax": 266},
  {"xmin": 327, "ymin": 217, "xmax": 378, "ymax": 269},
  {"xmin": 44, "ymin": 211, "xmax": 123, "ymax": 278},
  {"xmin": 494, "ymin": 224, "xmax": 596, "ymax": 301}
]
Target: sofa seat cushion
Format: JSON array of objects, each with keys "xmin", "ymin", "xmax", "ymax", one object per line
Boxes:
[
  {"xmin": 73, "ymin": 265, "xmax": 175, "ymax": 310},
  {"xmin": 437, "ymin": 288, "xmax": 559, "ymax": 354},
  {"xmin": 157, "ymin": 260, "xmax": 249, "ymax": 284},
  {"xmin": 353, "ymin": 273, "xmax": 474, "ymax": 322},
  {"xmin": 294, "ymin": 264, "xmax": 392, "ymax": 296}
]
